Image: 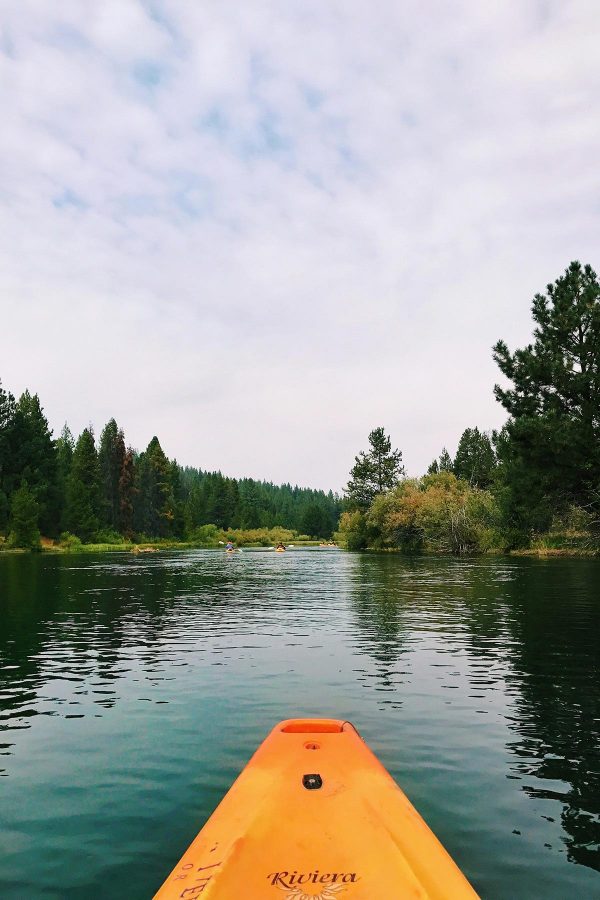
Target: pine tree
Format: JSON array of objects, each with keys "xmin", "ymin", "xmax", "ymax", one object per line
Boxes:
[
  {"xmin": 0, "ymin": 490, "xmax": 7, "ymax": 533},
  {"xmin": 205, "ymin": 473, "xmax": 226, "ymax": 527},
  {"xmin": 184, "ymin": 483, "xmax": 206, "ymax": 535},
  {"xmin": 453, "ymin": 427, "xmax": 496, "ymax": 487},
  {"xmin": 56, "ymin": 424, "xmax": 75, "ymax": 530},
  {"xmin": 133, "ymin": 452, "xmax": 150, "ymax": 534},
  {"xmin": 325, "ymin": 490, "xmax": 342, "ymax": 536},
  {"xmin": 169, "ymin": 460, "xmax": 185, "ymax": 537},
  {"xmin": 9, "ymin": 480, "xmax": 41, "ymax": 549},
  {"xmin": 119, "ymin": 448, "xmax": 135, "ymax": 538},
  {"xmin": 301, "ymin": 503, "xmax": 329, "ymax": 538},
  {"xmin": 345, "ymin": 427, "xmax": 404, "ymax": 508},
  {"xmin": 494, "ymin": 261, "xmax": 600, "ymax": 524},
  {"xmin": 6, "ymin": 391, "xmax": 58, "ymax": 535},
  {"xmin": 0, "ymin": 380, "xmax": 17, "ymax": 532},
  {"xmin": 224, "ymin": 478, "xmax": 240, "ymax": 529},
  {"xmin": 240, "ymin": 480, "xmax": 261, "ymax": 528},
  {"xmin": 64, "ymin": 428, "xmax": 101, "ymax": 541},
  {"xmin": 98, "ymin": 419, "xmax": 125, "ymax": 531},
  {"xmin": 0, "ymin": 381, "xmax": 16, "ymax": 473},
  {"xmin": 134, "ymin": 437, "xmax": 175, "ymax": 537},
  {"xmin": 438, "ymin": 448, "xmax": 453, "ymax": 473}
]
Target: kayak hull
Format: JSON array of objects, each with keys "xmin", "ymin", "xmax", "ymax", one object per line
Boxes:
[{"xmin": 154, "ymin": 718, "xmax": 479, "ymax": 899}]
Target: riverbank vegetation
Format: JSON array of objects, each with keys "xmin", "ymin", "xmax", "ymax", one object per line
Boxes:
[
  {"xmin": 338, "ymin": 262, "xmax": 600, "ymax": 555},
  {"xmin": 0, "ymin": 389, "xmax": 341, "ymax": 550},
  {"xmin": 5, "ymin": 526, "xmax": 313, "ymax": 554},
  {"xmin": 2, "ymin": 261, "xmax": 598, "ymax": 555}
]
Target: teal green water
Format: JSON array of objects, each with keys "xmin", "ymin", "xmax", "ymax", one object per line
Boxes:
[{"xmin": 1, "ymin": 550, "xmax": 599, "ymax": 898}]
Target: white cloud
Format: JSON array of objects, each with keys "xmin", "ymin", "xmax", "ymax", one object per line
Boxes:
[{"xmin": 1, "ymin": 0, "xmax": 599, "ymax": 489}]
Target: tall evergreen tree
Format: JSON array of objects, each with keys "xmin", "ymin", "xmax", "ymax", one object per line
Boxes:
[
  {"xmin": 301, "ymin": 502, "xmax": 330, "ymax": 538},
  {"xmin": 224, "ymin": 478, "xmax": 240, "ymax": 529},
  {"xmin": 0, "ymin": 489, "xmax": 7, "ymax": 534},
  {"xmin": 118, "ymin": 447, "xmax": 135, "ymax": 538},
  {"xmin": 0, "ymin": 380, "xmax": 17, "ymax": 532},
  {"xmin": 98, "ymin": 419, "xmax": 125, "ymax": 531},
  {"xmin": 56, "ymin": 424, "xmax": 75, "ymax": 530},
  {"xmin": 134, "ymin": 437, "xmax": 175, "ymax": 537},
  {"xmin": 453, "ymin": 428, "xmax": 496, "ymax": 487},
  {"xmin": 11, "ymin": 391, "xmax": 59, "ymax": 535},
  {"xmin": 183, "ymin": 483, "xmax": 206, "ymax": 535},
  {"xmin": 437, "ymin": 447, "xmax": 453, "ymax": 473},
  {"xmin": 169, "ymin": 459, "xmax": 186, "ymax": 538},
  {"xmin": 133, "ymin": 453, "xmax": 149, "ymax": 534},
  {"xmin": 9, "ymin": 480, "xmax": 41, "ymax": 549},
  {"xmin": 345, "ymin": 427, "xmax": 404, "ymax": 508},
  {"xmin": 240, "ymin": 480, "xmax": 261, "ymax": 528},
  {"xmin": 205, "ymin": 473, "xmax": 226, "ymax": 527},
  {"xmin": 325, "ymin": 490, "xmax": 342, "ymax": 536},
  {"xmin": 64, "ymin": 428, "xmax": 101, "ymax": 541},
  {"xmin": 494, "ymin": 261, "xmax": 600, "ymax": 526},
  {"xmin": 492, "ymin": 424, "xmax": 555, "ymax": 537}
]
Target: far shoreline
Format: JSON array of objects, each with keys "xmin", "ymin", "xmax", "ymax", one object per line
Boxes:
[{"xmin": 1, "ymin": 541, "xmax": 598, "ymax": 559}]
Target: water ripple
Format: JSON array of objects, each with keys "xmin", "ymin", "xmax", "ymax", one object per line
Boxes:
[{"xmin": 0, "ymin": 550, "xmax": 599, "ymax": 898}]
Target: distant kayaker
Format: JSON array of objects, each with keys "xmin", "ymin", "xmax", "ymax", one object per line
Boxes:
[
  {"xmin": 226, "ymin": 541, "xmax": 234, "ymax": 551},
  {"xmin": 275, "ymin": 542, "xmax": 286, "ymax": 551}
]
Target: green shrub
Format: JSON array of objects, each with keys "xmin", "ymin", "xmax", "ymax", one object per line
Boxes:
[
  {"xmin": 223, "ymin": 527, "xmax": 296, "ymax": 546},
  {"xmin": 59, "ymin": 531, "xmax": 83, "ymax": 550},
  {"xmin": 337, "ymin": 510, "xmax": 372, "ymax": 550},
  {"xmin": 361, "ymin": 473, "xmax": 503, "ymax": 555},
  {"xmin": 94, "ymin": 528, "xmax": 124, "ymax": 545},
  {"xmin": 188, "ymin": 524, "xmax": 221, "ymax": 546}
]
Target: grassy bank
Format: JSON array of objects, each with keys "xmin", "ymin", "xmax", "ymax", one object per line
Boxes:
[
  {"xmin": 506, "ymin": 528, "xmax": 599, "ymax": 557},
  {"xmin": 333, "ymin": 525, "xmax": 599, "ymax": 558},
  {"xmin": 0, "ymin": 527, "xmax": 324, "ymax": 554},
  {"xmin": 509, "ymin": 547, "xmax": 599, "ymax": 557}
]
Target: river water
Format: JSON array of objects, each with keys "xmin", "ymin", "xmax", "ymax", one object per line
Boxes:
[{"xmin": 0, "ymin": 550, "xmax": 599, "ymax": 898}]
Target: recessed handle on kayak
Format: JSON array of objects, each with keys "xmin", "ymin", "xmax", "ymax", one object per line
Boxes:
[
  {"xmin": 281, "ymin": 720, "xmax": 345, "ymax": 734},
  {"xmin": 302, "ymin": 773, "xmax": 323, "ymax": 790}
]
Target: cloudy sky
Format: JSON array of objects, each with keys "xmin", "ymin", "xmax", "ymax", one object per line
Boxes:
[{"xmin": 1, "ymin": 2, "xmax": 599, "ymax": 490}]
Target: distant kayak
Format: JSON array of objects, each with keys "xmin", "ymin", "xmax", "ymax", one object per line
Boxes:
[
  {"xmin": 274, "ymin": 547, "xmax": 286, "ymax": 552},
  {"xmin": 153, "ymin": 718, "xmax": 479, "ymax": 899}
]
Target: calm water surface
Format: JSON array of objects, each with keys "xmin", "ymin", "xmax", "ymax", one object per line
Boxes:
[{"xmin": 1, "ymin": 550, "xmax": 599, "ymax": 898}]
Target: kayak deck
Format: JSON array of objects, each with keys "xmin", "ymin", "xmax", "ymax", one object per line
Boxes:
[{"xmin": 154, "ymin": 718, "xmax": 479, "ymax": 899}]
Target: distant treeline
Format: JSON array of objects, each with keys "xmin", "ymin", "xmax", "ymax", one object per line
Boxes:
[
  {"xmin": 0, "ymin": 390, "xmax": 342, "ymax": 548},
  {"xmin": 339, "ymin": 262, "xmax": 600, "ymax": 554}
]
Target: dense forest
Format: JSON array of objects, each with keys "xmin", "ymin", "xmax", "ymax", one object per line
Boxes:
[
  {"xmin": 2, "ymin": 260, "xmax": 598, "ymax": 554},
  {"xmin": 0, "ymin": 393, "xmax": 341, "ymax": 548},
  {"xmin": 340, "ymin": 261, "xmax": 600, "ymax": 554}
]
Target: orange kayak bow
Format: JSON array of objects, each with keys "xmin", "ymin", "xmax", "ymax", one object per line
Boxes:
[{"xmin": 154, "ymin": 718, "xmax": 479, "ymax": 899}]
